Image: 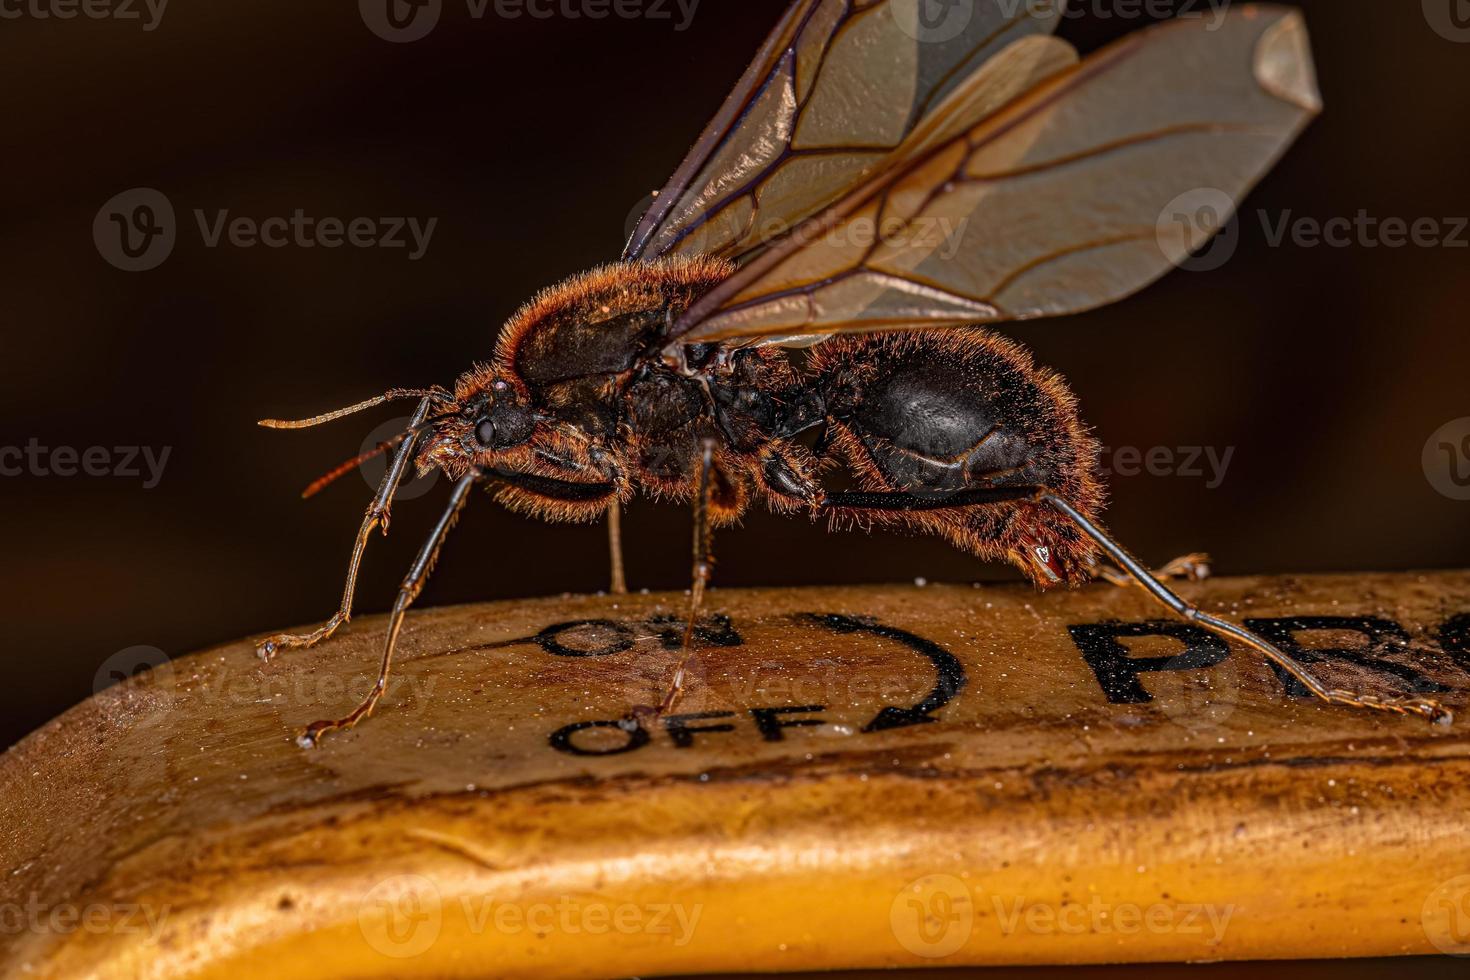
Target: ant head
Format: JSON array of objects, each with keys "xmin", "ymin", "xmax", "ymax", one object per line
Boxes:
[{"xmin": 415, "ymin": 369, "xmax": 539, "ymax": 476}]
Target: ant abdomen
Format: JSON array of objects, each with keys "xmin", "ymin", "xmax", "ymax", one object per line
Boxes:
[{"xmin": 811, "ymin": 329, "xmax": 1106, "ymax": 585}]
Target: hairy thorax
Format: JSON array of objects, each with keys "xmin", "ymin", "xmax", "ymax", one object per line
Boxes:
[{"xmin": 426, "ymin": 256, "xmax": 814, "ymax": 522}]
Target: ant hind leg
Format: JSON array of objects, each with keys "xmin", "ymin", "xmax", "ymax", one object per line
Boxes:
[
  {"xmin": 818, "ymin": 485, "xmax": 1450, "ymax": 725},
  {"xmin": 644, "ymin": 438, "xmax": 718, "ymax": 721},
  {"xmin": 1041, "ymin": 493, "xmax": 1452, "ymax": 726}
]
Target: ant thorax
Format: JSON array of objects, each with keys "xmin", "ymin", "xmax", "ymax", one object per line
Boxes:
[{"xmin": 417, "ymin": 254, "xmax": 814, "ymax": 521}]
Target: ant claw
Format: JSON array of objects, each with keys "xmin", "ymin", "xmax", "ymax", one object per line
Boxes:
[
  {"xmin": 295, "ymin": 721, "xmax": 334, "ymax": 749},
  {"xmin": 624, "ymin": 705, "xmax": 659, "ymax": 730}
]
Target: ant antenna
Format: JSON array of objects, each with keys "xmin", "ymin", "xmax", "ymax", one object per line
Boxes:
[
  {"xmin": 300, "ymin": 429, "xmax": 422, "ymax": 499},
  {"xmin": 259, "ymin": 387, "xmax": 449, "ymax": 430}
]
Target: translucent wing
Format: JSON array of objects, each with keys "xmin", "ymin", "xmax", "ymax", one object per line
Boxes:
[
  {"xmin": 667, "ymin": 6, "xmax": 1322, "ymax": 349},
  {"xmin": 622, "ymin": 0, "xmax": 1075, "ymax": 264}
]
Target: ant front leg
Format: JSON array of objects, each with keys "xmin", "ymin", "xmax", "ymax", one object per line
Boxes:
[
  {"xmin": 297, "ymin": 470, "xmax": 480, "ymax": 748},
  {"xmin": 257, "ymin": 396, "xmax": 436, "ymax": 662}
]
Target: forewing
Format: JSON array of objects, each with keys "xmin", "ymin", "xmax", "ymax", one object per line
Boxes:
[
  {"xmin": 668, "ymin": 6, "xmax": 1322, "ymax": 348},
  {"xmin": 622, "ymin": 0, "xmax": 1071, "ymax": 264}
]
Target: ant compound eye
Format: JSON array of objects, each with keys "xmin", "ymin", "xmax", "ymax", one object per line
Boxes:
[
  {"xmin": 492, "ymin": 380, "xmax": 510, "ymax": 393},
  {"xmin": 470, "ymin": 403, "xmax": 535, "ymax": 450}
]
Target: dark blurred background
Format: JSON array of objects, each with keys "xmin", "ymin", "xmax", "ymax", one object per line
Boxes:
[{"xmin": 3, "ymin": 0, "xmax": 1468, "ymax": 761}]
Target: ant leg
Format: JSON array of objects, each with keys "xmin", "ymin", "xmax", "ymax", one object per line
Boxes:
[
  {"xmin": 1040, "ymin": 493, "xmax": 1452, "ymax": 726},
  {"xmin": 297, "ymin": 471, "xmax": 480, "ymax": 748},
  {"xmin": 1094, "ymin": 552, "xmax": 1212, "ymax": 588},
  {"xmin": 818, "ymin": 486, "xmax": 1450, "ymax": 725},
  {"xmin": 257, "ymin": 396, "xmax": 436, "ymax": 661},
  {"xmin": 653, "ymin": 438, "xmax": 718, "ymax": 717},
  {"xmin": 607, "ymin": 502, "xmax": 628, "ymax": 595}
]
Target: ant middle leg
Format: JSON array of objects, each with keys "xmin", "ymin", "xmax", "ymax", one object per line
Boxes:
[
  {"xmin": 1094, "ymin": 552, "xmax": 1212, "ymax": 588},
  {"xmin": 607, "ymin": 502, "xmax": 628, "ymax": 595},
  {"xmin": 650, "ymin": 437, "xmax": 719, "ymax": 718},
  {"xmin": 257, "ymin": 396, "xmax": 437, "ymax": 661}
]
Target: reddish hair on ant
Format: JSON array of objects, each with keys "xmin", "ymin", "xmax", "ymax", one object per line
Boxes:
[{"xmin": 259, "ymin": 1, "xmax": 1450, "ymax": 747}]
